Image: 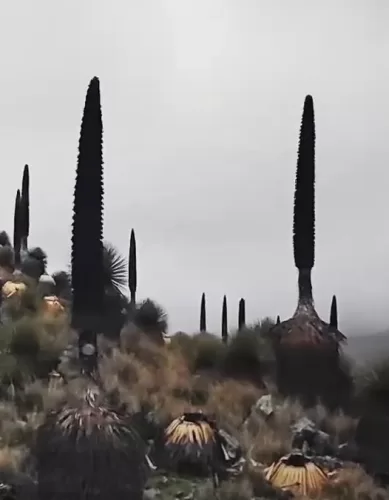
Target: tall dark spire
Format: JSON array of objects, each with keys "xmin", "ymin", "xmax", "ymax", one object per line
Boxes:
[
  {"xmin": 13, "ymin": 190, "xmax": 22, "ymax": 269},
  {"xmin": 128, "ymin": 229, "xmax": 137, "ymax": 307},
  {"xmin": 200, "ymin": 293, "xmax": 206, "ymax": 332},
  {"xmin": 71, "ymin": 77, "xmax": 105, "ymax": 375},
  {"xmin": 293, "ymin": 95, "xmax": 316, "ymax": 303},
  {"xmin": 238, "ymin": 298, "xmax": 246, "ymax": 330},
  {"xmin": 221, "ymin": 295, "xmax": 228, "ymax": 343},
  {"xmin": 20, "ymin": 165, "xmax": 30, "ymax": 251},
  {"xmin": 329, "ymin": 295, "xmax": 338, "ymax": 330}
]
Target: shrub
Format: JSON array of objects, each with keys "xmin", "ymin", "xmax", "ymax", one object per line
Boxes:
[
  {"xmin": 220, "ymin": 329, "xmax": 271, "ymax": 387},
  {"xmin": 353, "ymin": 357, "xmax": 389, "ymax": 415},
  {"xmin": 0, "ymin": 315, "xmax": 70, "ymax": 389},
  {"xmin": 170, "ymin": 332, "xmax": 226, "ymax": 374}
]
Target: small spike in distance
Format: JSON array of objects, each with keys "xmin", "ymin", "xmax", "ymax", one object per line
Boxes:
[
  {"xmin": 221, "ymin": 295, "xmax": 228, "ymax": 343},
  {"xmin": 200, "ymin": 293, "xmax": 206, "ymax": 332},
  {"xmin": 329, "ymin": 295, "xmax": 338, "ymax": 330},
  {"xmin": 238, "ymin": 298, "xmax": 246, "ymax": 330}
]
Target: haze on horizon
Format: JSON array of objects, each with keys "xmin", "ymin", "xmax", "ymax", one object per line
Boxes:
[{"xmin": 0, "ymin": 0, "xmax": 388, "ymax": 336}]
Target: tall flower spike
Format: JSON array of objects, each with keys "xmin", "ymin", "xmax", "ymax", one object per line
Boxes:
[
  {"xmin": 293, "ymin": 95, "xmax": 316, "ymax": 303},
  {"xmin": 13, "ymin": 190, "xmax": 22, "ymax": 269},
  {"xmin": 329, "ymin": 295, "xmax": 338, "ymax": 330},
  {"xmin": 238, "ymin": 298, "xmax": 246, "ymax": 330},
  {"xmin": 71, "ymin": 77, "xmax": 105, "ymax": 374},
  {"xmin": 20, "ymin": 164, "xmax": 30, "ymax": 251},
  {"xmin": 293, "ymin": 95, "xmax": 315, "ymax": 271},
  {"xmin": 200, "ymin": 293, "xmax": 206, "ymax": 332},
  {"xmin": 128, "ymin": 229, "xmax": 137, "ymax": 306},
  {"xmin": 221, "ymin": 295, "xmax": 228, "ymax": 343}
]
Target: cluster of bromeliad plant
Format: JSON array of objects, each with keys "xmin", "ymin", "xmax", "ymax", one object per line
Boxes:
[{"xmin": 0, "ymin": 77, "xmax": 386, "ymax": 500}]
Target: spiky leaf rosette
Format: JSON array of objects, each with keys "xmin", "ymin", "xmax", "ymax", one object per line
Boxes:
[
  {"xmin": 128, "ymin": 229, "xmax": 137, "ymax": 304},
  {"xmin": 103, "ymin": 242, "xmax": 126, "ymax": 294},
  {"xmin": 293, "ymin": 95, "xmax": 315, "ymax": 271},
  {"xmin": 133, "ymin": 299, "xmax": 168, "ymax": 340},
  {"xmin": 13, "ymin": 190, "xmax": 22, "ymax": 269},
  {"xmin": 157, "ymin": 412, "xmax": 240, "ymax": 476},
  {"xmin": 221, "ymin": 295, "xmax": 228, "ymax": 343},
  {"xmin": 71, "ymin": 77, "xmax": 104, "ymax": 333},
  {"xmin": 35, "ymin": 388, "xmax": 149, "ymax": 500},
  {"xmin": 52, "ymin": 271, "xmax": 72, "ymax": 301},
  {"xmin": 200, "ymin": 293, "xmax": 206, "ymax": 332},
  {"xmin": 329, "ymin": 295, "xmax": 338, "ymax": 329},
  {"xmin": 238, "ymin": 298, "xmax": 246, "ymax": 330},
  {"xmin": 21, "ymin": 247, "xmax": 48, "ymax": 280},
  {"xmin": 20, "ymin": 164, "xmax": 30, "ymax": 250},
  {"xmin": 0, "ymin": 231, "xmax": 11, "ymax": 247}
]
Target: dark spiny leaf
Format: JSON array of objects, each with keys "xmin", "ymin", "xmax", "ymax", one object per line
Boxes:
[
  {"xmin": 293, "ymin": 95, "xmax": 315, "ymax": 270},
  {"xmin": 103, "ymin": 241, "xmax": 127, "ymax": 294}
]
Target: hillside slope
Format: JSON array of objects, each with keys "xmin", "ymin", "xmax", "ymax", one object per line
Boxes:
[{"xmin": 344, "ymin": 330, "xmax": 389, "ymax": 365}]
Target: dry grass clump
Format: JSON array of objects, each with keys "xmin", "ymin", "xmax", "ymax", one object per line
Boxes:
[
  {"xmin": 15, "ymin": 378, "xmax": 67, "ymax": 415},
  {"xmin": 241, "ymin": 399, "xmax": 356, "ymax": 466},
  {"xmin": 101, "ymin": 333, "xmax": 266, "ymax": 429},
  {"xmin": 205, "ymin": 380, "xmax": 263, "ymax": 430},
  {"xmin": 100, "ymin": 334, "xmax": 195, "ymax": 421},
  {"xmin": 321, "ymin": 465, "xmax": 388, "ymax": 500},
  {"xmin": 99, "ymin": 331, "xmax": 357, "ymax": 470},
  {"xmin": 0, "ymin": 446, "xmax": 28, "ymax": 473},
  {"xmin": 0, "ymin": 399, "xmax": 44, "ymax": 456}
]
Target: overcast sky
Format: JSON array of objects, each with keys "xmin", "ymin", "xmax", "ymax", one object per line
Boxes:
[{"xmin": 0, "ymin": 1, "xmax": 388, "ymax": 335}]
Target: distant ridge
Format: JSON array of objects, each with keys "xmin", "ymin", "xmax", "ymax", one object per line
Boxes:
[{"xmin": 345, "ymin": 330, "xmax": 389, "ymax": 364}]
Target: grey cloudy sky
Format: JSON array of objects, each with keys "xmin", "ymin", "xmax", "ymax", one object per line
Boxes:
[{"xmin": 0, "ymin": 0, "xmax": 388, "ymax": 335}]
